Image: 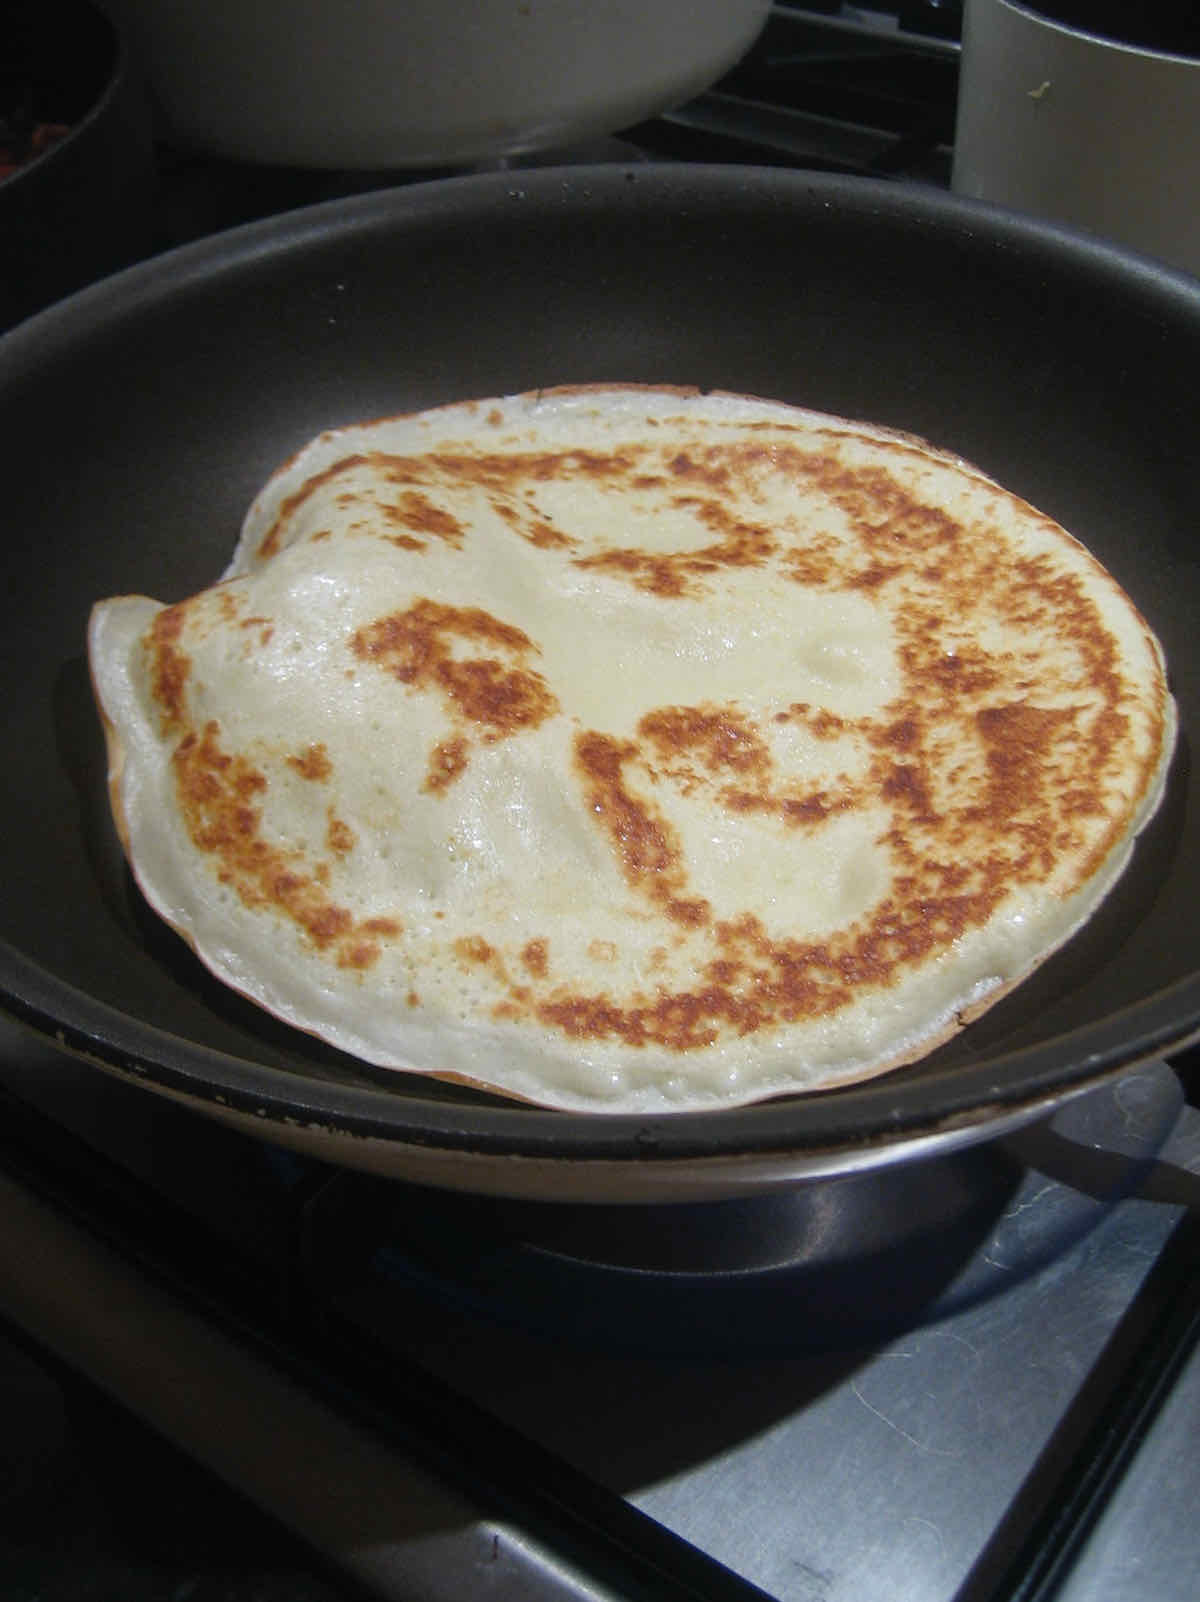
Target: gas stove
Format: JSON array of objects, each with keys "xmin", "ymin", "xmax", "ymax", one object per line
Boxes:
[{"xmin": 2, "ymin": 7, "xmax": 1198, "ymax": 1600}]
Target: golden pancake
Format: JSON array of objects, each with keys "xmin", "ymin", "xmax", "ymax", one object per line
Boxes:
[{"xmin": 87, "ymin": 386, "xmax": 1176, "ymax": 1112}]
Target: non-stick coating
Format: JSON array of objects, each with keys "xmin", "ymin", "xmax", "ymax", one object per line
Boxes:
[{"xmin": 2, "ymin": 165, "xmax": 1198, "ymax": 1166}]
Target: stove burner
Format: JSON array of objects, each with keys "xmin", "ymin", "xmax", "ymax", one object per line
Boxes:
[{"xmin": 302, "ymin": 1063, "xmax": 1186, "ymax": 1356}]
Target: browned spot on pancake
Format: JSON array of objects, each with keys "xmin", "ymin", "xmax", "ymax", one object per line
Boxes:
[
  {"xmin": 668, "ymin": 449, "xmax": 735, "ymax": 491},
  {"xmin": 849, "ymin": 561, "xmax": 903, "ymax": 590},
  {"xmin": 171, "ymin": 720, "xmax": 390, "ymax": 966},
  {"xmin": 363, "ymin": 916, "xmax": 402, "ymax": 937},
  {"xmin": 273, "ymin": 439, "xmax": 792, "ymax": 599},
  {"xmin": 638, "ymin": 702, "xmax": 851, "ymax": 829},
  {"xmin": 146, "ymin": 604, "xmax": 191, "ymax": 733},
  {"xmin": 292, "ymin": 438, "xmax": 782, "ymax": 597},
  {"xmin": 424, "ymin": 735, "xmax": 470, "ymax": 794},
  {"xmin": 258, "ymin": 454, "xmax": 371, "ymax": 559},
  {"xmin": 456, "ymin": 935, "xmax": 494, "ymax": 965},
  {"xmin": 529, "ymin": 860, "xmax": 1015, "ymax": 1050},
  {"xmin": 351, "ymin": 600, "xmax": 558, "ymax": 746},
  {"xmin": 175, "ymin": 723, "xmax": 334, "ymax": 936},
  {"xmin": 381, "ymin": 490, "xmax": 465, "ymax": 546},
  {"xmin": 296, "ymin": 900, "xmax": 352, "ymax": 947},
  {"xmin": 536, "ymin": 992, "xmax": 650, "ymax": 1048},
  {"xmin": 809, "ymin": 708, "xmax": 850, "ymax": 739},
  {"xmin": 338, "ymin": 940, "xmax": 380, "ymax": 970},
  {"xmin": 572, "ymin": 481, "xmax": 776, "ymax": 599},
  {"xmin": 972, "ymin": 702, "xmax": 1078, "ymax": 820},
  {"xmin": 573, "ymin": 730, "xmax": 711, "ymax": 928},
  {"xmin": 326, "ymin": 811, "xmax": 356, "ymax": 854},
  {"xmin": 521, "ymin": 938, "xmax": 549, "ymax": 978},
  {"xmin": 783, "ymin": 537, "xmax": 843, "ymax": 588},
  {"xmin": 705, "ymin": 955, "xmax": 744, "ymax": 987},
  {"xmin": 288, "ymin": 743, "xmax": 332, "ymax": 782},
  {"xmin": 534, "ymin": 945, "xmax": 851, "ymax": 1051},
  {"xmin": 881, "ymin": 715, "xmax": 920, "ymax": 750},
  {"xmin": 675, "ymin": 494, "xmax": 776, "ymax": 564},
  {"xmin": 572, "ymin": 547, "xmax": 690, "ymax": 598},
  {"xmin": 523, "ymin": 518, "xmax": 575, "ymax": 550},
  {"xmin": 916, "ymin": 643, "xmax": 1002, "ymax": 699},
  {"xmin": 240, "ymin": 614, "xmax": 275, "ymax": 647},
  {"xmin": 779, "ymin": 792, "xmax": 837, "ymax": 825},
  {"xmin": 639, "ymin": 705, "xmax": 772, "ymax": 786},
  {"xmin": 880, "ymin": 762, "xmax": 939, "ymax": 823},
  {"xmin": 805, "ymin": 453, "xmax": 964, "ymax": 555},
  {"xmin": 448, "ymin": 656, "xmax": 557, "ymax": 731},
  {"xmin": 488, "ymin": 498, "xmax": 522, "ymax": 534},
  {"xmin": 455, "ymin": 934, "xmax": 511, "ymax": 988},
  {"xmin": 389, "ymin": 534, "xmax": 426, "ymax": 552},
  {"xmin": 431, "ymin": 446, "xmax": 638, "ymax": 489}
]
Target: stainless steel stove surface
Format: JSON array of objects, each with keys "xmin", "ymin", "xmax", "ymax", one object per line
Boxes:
[{"xmin": 3, "ymin": 6, "xmax": 1199, "ymax": 1599}]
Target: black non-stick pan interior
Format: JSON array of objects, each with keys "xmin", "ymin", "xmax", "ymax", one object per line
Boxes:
[{"xmin": 2, "ymin": 165, "xmax": 1198, "ymax": 1164}]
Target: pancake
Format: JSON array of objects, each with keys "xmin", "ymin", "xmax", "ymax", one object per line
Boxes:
[{"xmin": 87, "ymin": 385, "xmax": 1176, "ymax": 1113}]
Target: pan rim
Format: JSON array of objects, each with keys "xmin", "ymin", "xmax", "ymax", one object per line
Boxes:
[
  {"xmin": 4, "ymin": 939, "xmax": 1197, "ymax": 1161},
  {"xmin": 5, "ymin": 160, "xmax": 1200, "ymax": 367},
  {"xmin": 3, "ymin": 162, "xmax": 1198, "ymax": 1164}
]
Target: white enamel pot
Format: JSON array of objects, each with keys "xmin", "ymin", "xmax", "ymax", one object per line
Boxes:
[{"xmin": 100, "ymin": 0, "xmax": 771, "ymax": 168}]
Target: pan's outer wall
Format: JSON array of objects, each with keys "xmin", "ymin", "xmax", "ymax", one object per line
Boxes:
[{"xmin": 1, "ymin": 166, "xmax": 1198, "ymax": 1181}]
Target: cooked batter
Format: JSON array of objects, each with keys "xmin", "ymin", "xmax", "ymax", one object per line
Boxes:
[{"xmin": 88, "ymin": 386, "xmax": 1176, "ymax": 1111}]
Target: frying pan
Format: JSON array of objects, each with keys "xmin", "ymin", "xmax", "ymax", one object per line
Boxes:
[{"xmin": 2, "ymin": 165, "xmax": 1198, "ymax": 1202}]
